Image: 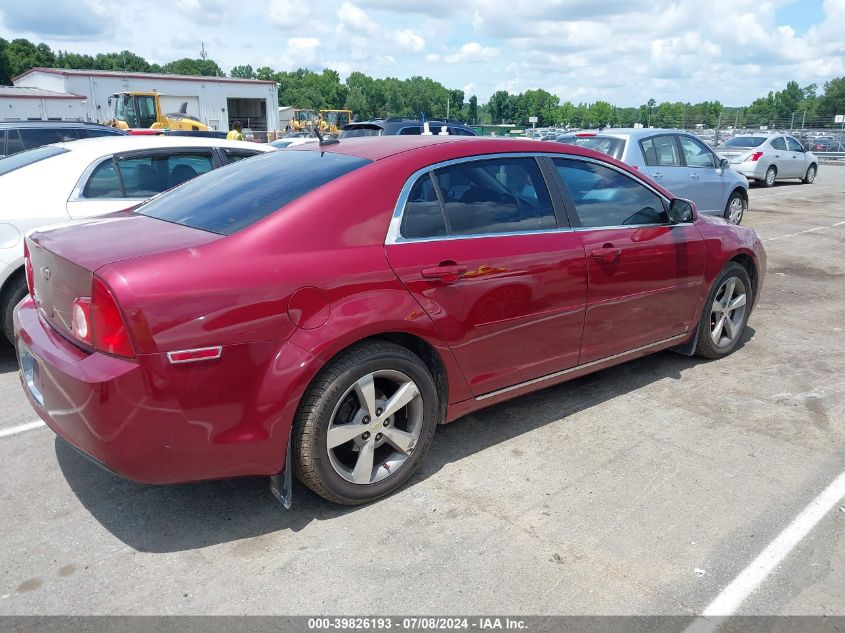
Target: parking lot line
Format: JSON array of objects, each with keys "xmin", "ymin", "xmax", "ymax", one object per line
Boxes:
[
  {"xmin": 684, "ymin": 469, "xmax": 845, "ymax": 631},
  {"xmin": 766, "ymin": 220, "xmax": 845, "ymax": 242},
  {"xmin": 0, "ymin": 420, "xmax": 46, "ymax": 438}
]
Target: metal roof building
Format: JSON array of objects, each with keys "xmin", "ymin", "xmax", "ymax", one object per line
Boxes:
[
  {"xmin": 13, "ymin": 68, "xmax": 279, "ymax": 133},
  {"xmin": 0, "ymin": 85, "xmax": 88, "ymax": 121}
]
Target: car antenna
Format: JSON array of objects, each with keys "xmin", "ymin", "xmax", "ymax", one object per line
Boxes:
[{"xmin": 312, "ymin": 121, "xmax": 339, "ymax": 146}]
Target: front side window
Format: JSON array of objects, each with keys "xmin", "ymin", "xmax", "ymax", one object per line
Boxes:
[
  {"xmin": 554, "ymin": 158, "xmax": 667, "ymax": 228},
  {"xmin": 678, "ymin": 135, "xmax": 717, "ymax": 168},
  {"xmin": 429, "ymin": 157, "xmax": 556, "ymax": 236},
  {"xmin": 786, "ymin": 137, "xmax": 804, "ymax": 152},
  {"xmin": 640, "ymin": 135, "xmax": 680, "ymax": 166},
  {"xmin": 398, "ymin": 126, "xmax": 422, "ymax": 135}
]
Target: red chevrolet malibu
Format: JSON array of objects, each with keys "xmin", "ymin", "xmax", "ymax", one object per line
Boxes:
[{"xmin": 15, "ymin": 136, "xmax": 765, "ymax": 506}]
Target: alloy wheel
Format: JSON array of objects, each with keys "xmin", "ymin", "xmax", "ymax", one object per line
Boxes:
[
  {"xmin": 728, "ymin": 197, "xmax": 745, "ymax": 224},
  {"xmin": 806, "ymin": 166, "xmax": 816, "ymax": 183},
  {"xmin": 326, "ymin": 370, "xmax": 423, "ymax": 485},
  {"xmin": 710, "ymin": 277, "xmax": 747, "ymax": 349}
]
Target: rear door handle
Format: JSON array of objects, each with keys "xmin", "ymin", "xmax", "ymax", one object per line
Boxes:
[
  {"xmin": 651, "ymin": 172, "xmax": 663, "ymax": 179},
  {"xmin": 591, "ymin": 246, "xmax": 621, "ymax": 263},
  {"xmin": 691, "ymin": 174, "xmax": 701, "ymax": 180},
  {"xmin": 421, "ymin": 264, "xmax": 467, "ymax": 283}
]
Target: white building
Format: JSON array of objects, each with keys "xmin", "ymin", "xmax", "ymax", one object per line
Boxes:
[
  {"xmin": 0, "ymin": 86, "xmax": 87, "ymax": 121},
  {"xmin": 13, "ymin": 67, "xmax": 279, "ymax": 133}
]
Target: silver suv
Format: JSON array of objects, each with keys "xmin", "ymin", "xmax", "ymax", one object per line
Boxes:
[{"xmin": 556, "ymin": 128, "xmax": 750, "ymax": 224}]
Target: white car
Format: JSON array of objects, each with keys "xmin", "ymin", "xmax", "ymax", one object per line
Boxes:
[
  {"xmin": 716, "ymin": 134, "xmax": 819, "ymax": 187},
  {"xmin": 0, "ymin": 135, "xmax": 274, "ymax": 341}
]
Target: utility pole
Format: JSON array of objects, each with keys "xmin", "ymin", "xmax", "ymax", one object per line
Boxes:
[
  {"xmin": 715, "ymin": 111, "xmax": 722, "ymax": 145},
  {"xmin": 735, "ymin": 109, "xmax": 739, "ymax": 129},
  {"xmin": 200, "ymin": 42, "xmax": 208, "ymax": 60},
  {"xmin": 446, "ymin": 98, "xmax": 450, "ymax": 119},
  {"xmin": 801, "ymin": 111, "xmax": 806, "ymax": 130},
  {"xmin": 790, "ymin": 112, "xmax": 795, "ymax": 131}
]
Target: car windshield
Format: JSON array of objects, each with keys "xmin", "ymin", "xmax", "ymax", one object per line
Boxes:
[
  {"xmin": 136, "ymin": 149, "xmax": 372, "ymax": 235},
  {"xmin": 556, "ymin": 135, "xmax": 626, "ymax": 160},
  {"xmin": 0, "ymin": 145, "xmax": 69, "ymax": 176},
  {"xmin": 719, "ymin": 136, "xmax": 767, "ymax": 148}
]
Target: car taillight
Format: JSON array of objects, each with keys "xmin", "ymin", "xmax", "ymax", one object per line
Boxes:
[
  {"xmin": 91, "ymin": 277, "xmax": 134, "ymax": 358},
  {"xmin": 23, "ymin": 241, "xmax": 34, "ymax": 298},
  {"xmin": 749, "ymin": 152, "xmax": 763, "ymax": 162}
]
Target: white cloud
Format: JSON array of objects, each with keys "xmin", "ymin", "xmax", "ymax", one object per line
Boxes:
[
  {"xmin": 337, "ymin": 1, "xmax": 377, "ymax": 35},
  {"xmin": 443, "ymin": 42, "xmax": 499, "ymax": 63},
  {"xmin": 280, "ymin": 37, "xmax": 320, "ymax": 69},
  {"xmin": 174, "ymin": 0, "xmax": 229, "ymax": 25},
  {"xmin": 393, "ymin": 29, "xmax": 425, "ymax": 53},
  {"xmin": 268, "ymin": 0, "xmax": 310, "ymax": 27}
]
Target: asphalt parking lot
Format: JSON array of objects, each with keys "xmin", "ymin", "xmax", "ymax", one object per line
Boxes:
[{"xmin": 0, "ymin": 170, "xmax": 843, "ymax": 617}]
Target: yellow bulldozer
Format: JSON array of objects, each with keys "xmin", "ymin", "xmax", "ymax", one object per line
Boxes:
[{"xmin": 106, "ymin": 92, "xmax": 210, "ymax": 131}]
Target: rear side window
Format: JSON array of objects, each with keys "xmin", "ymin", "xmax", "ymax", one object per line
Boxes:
[
  {"xmin": 136, "ymin": 150, "xmax": 372, "ymax": 235},
  {"xmin": 770, "ymin": 137, "xmax": 787, "ymax": 151},
  {"xmin": 641, "ymin": 135, "xmax": 680, "ymax": 166},
  {"xmin": 223, "ymin": 149, "xmax": 261, "ymax": 163},
  {"xmin": 0, "ymin": 145, "xmax": 69, "ymax": 177},
  {"xmin": 554, "ymin": 158, "xmax": 667, "ymax": 228},
  {"xmin": 398, "ymin": 126, "xmax": 422, "ymax": 135},
  {"xmin": 84, "ymin": 152, "xmax": 215, "ymax": 198},
  {"xmin": 451, "ymin": 127, "xmax": 477, "ymax": 136},
  {"xmin": 401, "ymin": 157, "xmax": 557, "ymax": 239}
]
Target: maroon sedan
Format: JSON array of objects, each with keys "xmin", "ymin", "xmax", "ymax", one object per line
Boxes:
[{"xmin": 14, "ymin": 136, "xmax": 766, "ymax": 506}]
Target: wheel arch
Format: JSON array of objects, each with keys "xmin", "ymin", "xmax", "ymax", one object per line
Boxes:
[
  {"xmin": 730, "ymin": 252, "xmax": 758, "ymax": 306},
  {"xmin": 0, "ymin": 265, "xmax": 25, "ymax": 307}
]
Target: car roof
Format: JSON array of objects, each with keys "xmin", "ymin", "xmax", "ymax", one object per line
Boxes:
[
  {"xmin": 48, "ymin": 135, "xmax": 275, "ymax": 160},
  {"xmin": 0, "ymin": 120, "xmax": 121, "ymax": 130},
  {"xmin": 292, "ymin": 134, "xmax": 625, "ymax": 163}
]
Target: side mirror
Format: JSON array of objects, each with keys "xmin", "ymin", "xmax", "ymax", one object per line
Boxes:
[
  {"xmin": 719, "ymin": 158, "xmax": 730, "ymax": 170},
  {"xmin": 669, "ymin": 198, "xmax": 695, "ymax": 224}
]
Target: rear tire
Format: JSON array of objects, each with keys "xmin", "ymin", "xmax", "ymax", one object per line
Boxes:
[
  {"xmin": 802, "ymin": 164, "xmax": 816, "ymax": 184},
  {"xmin": 724, "ymin": 191, "xmax": 746, "ymax": 225},
  {"xmin": 1, "ymin": 274, "xmax": 27, "ymax": 345},
  {"xmin": 292, "ymin": 341, "xmax": 440, "ymax": 505},
  {"xmin": 694, "ymin": 262, "xmax": 752, "ymax": 359},
  {"xmin": 763, "ymin": 165, "xmax": 776, "ymax": 187}
]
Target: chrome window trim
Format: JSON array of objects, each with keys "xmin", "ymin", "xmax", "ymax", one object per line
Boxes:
[{"xmin": 385, "ymin": 152, "xmax": 673, "ymax": 245}]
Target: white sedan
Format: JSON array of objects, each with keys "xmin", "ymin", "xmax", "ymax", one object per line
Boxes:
[{"xmin": 0, "ymin": 135, "xmax": 274, "ymax": 341}]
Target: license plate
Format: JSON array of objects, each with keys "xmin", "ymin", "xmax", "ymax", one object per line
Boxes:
[{"xmin": 18, "ymin": 346, "xmax": 44, "ymax": 407}]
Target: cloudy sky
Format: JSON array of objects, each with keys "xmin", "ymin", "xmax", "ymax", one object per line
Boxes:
[{"xmin": 1, "ymin": 0, "xmax": 843, "ymax": 105}]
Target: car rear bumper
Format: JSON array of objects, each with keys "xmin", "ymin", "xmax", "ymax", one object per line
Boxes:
[
  {"xmin": 732, "ymin": 162, "xmax": 767, "ymax": 180},
  {"xmin": 14, "ymin": 298, "xmax": 320, "ymax": 484}
]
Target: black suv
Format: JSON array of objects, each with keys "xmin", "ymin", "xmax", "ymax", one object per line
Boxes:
[
  {"xmin": 339, "ymin": 117, "xmax": 477, "ymax": 139},
  {"xmin": 0, "ymin": 121, "xmax": 126, "ymax": 158}
]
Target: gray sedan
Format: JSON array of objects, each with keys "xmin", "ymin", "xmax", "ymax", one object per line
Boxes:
[
  {"xmin": 557, "ymin": 128, "xmax": 750, "ymax": 224},
  {"xmin": 716, "ymin": 134, "xmax": 819, "ymax": 187}
]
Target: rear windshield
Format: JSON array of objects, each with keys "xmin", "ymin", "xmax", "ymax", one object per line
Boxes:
[
  {"xmin": 556, "ymin": 135, "xmax": 626, "ymax": 160},
  {"xmin": 719, "ymin": 136, "xmax": 767, "ymax": 148},
  {"xmin": 0, "ymin": 146, "xmax": 69, "ymax": 176},
  {"xmin": 136, "ymin": 149, "xmax": 372, "ymax": 235},
  {"xmin": 340, "ymin": 126, "xmax": 382, "ymax": 138}
]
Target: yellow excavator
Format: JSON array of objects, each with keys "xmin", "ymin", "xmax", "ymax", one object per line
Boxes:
[
  {"xmin": 289, "ymin": 109, "xmax": 318, "ymax": 133},
  {"xmin": 106, "ymin": 92, "xmax": 210, "ymax": 131}
]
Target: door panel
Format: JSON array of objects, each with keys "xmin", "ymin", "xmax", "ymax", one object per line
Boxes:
[
  {"xmin": 552, "ymin": 157, "xmax": 706, "ymax": 362},
  {"xmin": 387, "ymin": 233, "xmax": 587, "ymax": 395},
  {"xmin": 638, "ymin": 134, "xmax": 691, "ymax": 199},
  {"xmin": 785, "ymin": 137, "xmax": 807, "ymax": 178},
  {"xmin": 577, "ymin": 226, "xmax": 705, "ymax": 362},
  {"xmin": 678, "ymin": 135, "xmax": 724, "ymax": 213}
]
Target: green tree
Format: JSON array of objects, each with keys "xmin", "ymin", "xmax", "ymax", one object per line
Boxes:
[
  {"xmin": 467, "ymin": 95, "xmax": 478, "ymax": 124},
  {"xmin": 818, "ymin": 77, "xmax": 845, "ymax": 119},
  {"xmin": 230, "ymin": 64, "xmax": 256, "ymax": 79},
  {"xmin": 0, "ymin": 38, "xmax": 11, "ymax": 85},
  {"xmin": 161, "ymin": 58, "xmax": 224, "ymax": 77}
]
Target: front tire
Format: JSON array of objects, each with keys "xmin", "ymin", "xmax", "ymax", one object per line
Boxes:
[
  {"xmin": 802, "ymin": 164, "xmax": 816, "ymax": 184},
  {"xmin": 724, "ymin": 191, "xmax": 746, "ymax": 225},
  {"xmin": 763, "ymin": 165, "xmax": 777, "ymax": 187},
  {"xmin": 292, "ymin": 341, "xmax": 440, "ymax": 505},
  {"xmin": 694, "ymin": 262, "xmax": 752, "ymax": 359},
  {"xmin": 1, "ymin": 274, "xmax": 27, "ymax": 345}
]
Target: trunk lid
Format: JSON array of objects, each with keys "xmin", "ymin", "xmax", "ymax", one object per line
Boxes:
[{"xmin": 28, "ymin": 212, "xmax": 220, "ymax": 342}]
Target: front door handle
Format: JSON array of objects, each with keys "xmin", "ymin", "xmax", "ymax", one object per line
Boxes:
[
  {"xmin": 591, "ymin": 245, "xmax": 621, "ymax": 263},
  {"xmin": 651, "ymin": 172, "xmax": 663, "ymax": 179},
  {"xmin": 691, "ymin": 174, "xmax": 701, "ymax": 180},
  {"xmin": 421, "ymin": 264, "xmax": 467, "ymax": 283}
]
